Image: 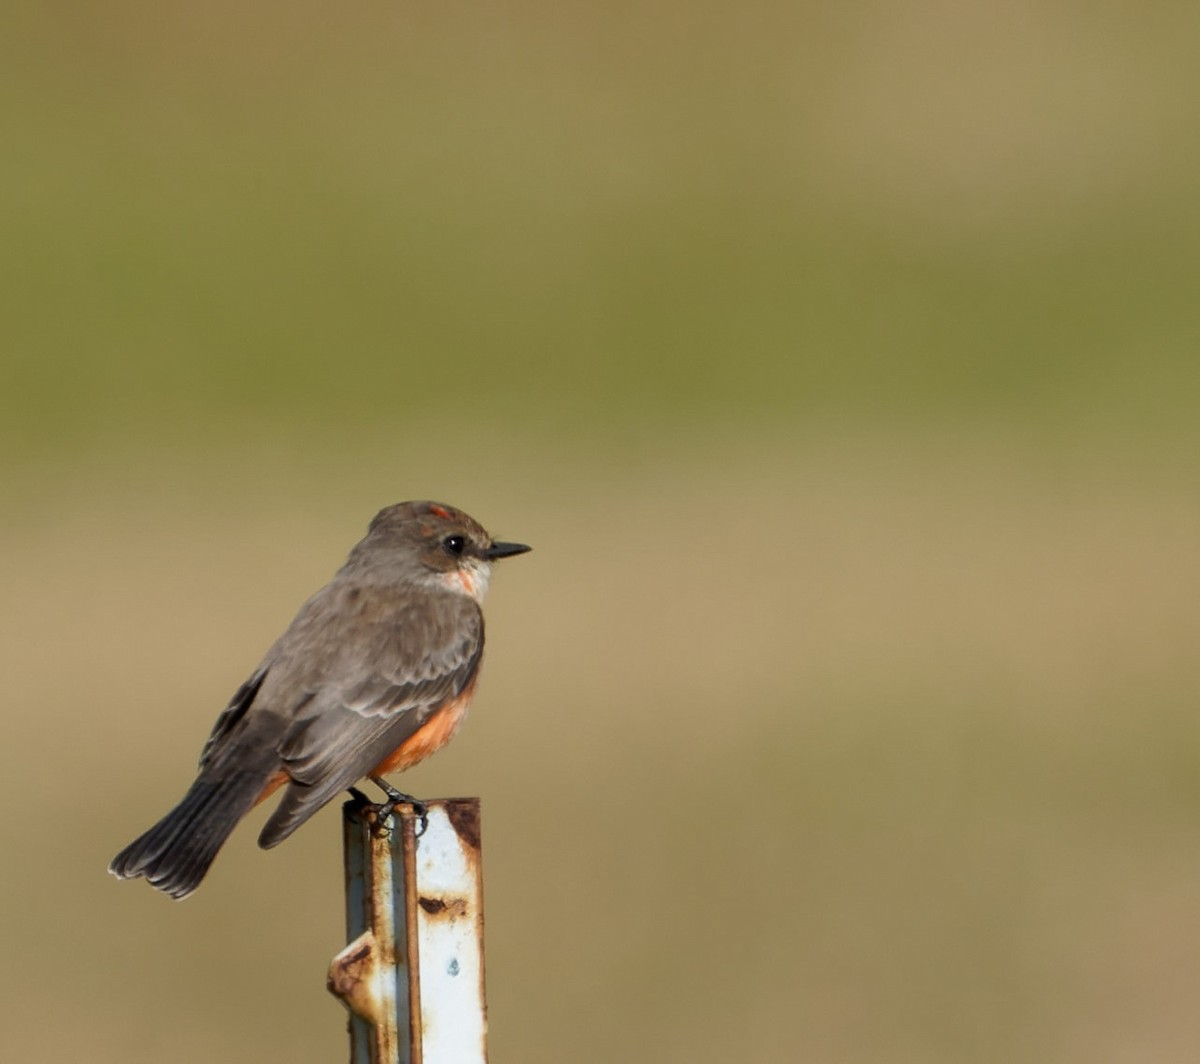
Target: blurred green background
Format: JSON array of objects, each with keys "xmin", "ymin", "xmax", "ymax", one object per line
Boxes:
[{"xmin": 3, "ymin": 1, "xmax": 1200, "ymax": 1061}]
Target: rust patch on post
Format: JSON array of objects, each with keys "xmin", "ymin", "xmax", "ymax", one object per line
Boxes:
[
  {"xmin": 418, "ymin": 896, "xmax": 469, "ymax": 919},
  {"xmin": 328, "ymin": 930, "xmax": 384, "ymax": 1026},
  {"xmin": 446, "ymin": 799, "xmax": 481, "ymax": 852}
]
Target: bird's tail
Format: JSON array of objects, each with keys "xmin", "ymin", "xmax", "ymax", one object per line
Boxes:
[{"xmin": 109, "ymin": 771, "xmax": 268, "ymax": 900}]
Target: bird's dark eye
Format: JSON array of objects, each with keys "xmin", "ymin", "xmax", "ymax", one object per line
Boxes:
[{"xmin": 443, "ymin": 535, "xmax": 466, "ymax": 556}]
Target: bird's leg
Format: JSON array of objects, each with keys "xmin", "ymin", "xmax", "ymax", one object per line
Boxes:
[
  {"xmin": 369, "ymin": 775, "xmax": 428, "ymax": 836},
  {"xmin": 369, "ymin": 775, "xmax": 421, "ymax": 806}
]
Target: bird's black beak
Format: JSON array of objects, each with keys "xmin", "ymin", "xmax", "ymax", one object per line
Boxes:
[{"xmin": 486, "ymin": 541, "xmax": 532, "ymax": 560}]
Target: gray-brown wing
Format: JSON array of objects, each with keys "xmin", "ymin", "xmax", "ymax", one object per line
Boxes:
[
  {"xmin": 197, "ymin": 666, "xmax": 270, "ymax": 771},
  {"xmin": 257, "ymin": 591, "xmax": 484, "ymax": 848}
]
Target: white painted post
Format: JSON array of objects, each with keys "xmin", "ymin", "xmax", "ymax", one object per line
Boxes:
[{"xmin": 328, "ymin": 798, "xmax": 487, "ymax": 1064}]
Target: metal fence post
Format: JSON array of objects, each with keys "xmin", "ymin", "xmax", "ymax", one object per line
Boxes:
[{"xmin": 328, "ymin": 797, "xmax": 487, "ymax": 1064}]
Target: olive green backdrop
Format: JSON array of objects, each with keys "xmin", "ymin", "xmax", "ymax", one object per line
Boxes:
[{"xmin": 3, "ymin": 2, "xmax": 1199, "ymax": 1062}]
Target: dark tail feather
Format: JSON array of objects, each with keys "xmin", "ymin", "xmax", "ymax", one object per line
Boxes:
[{"xmin": 109, "ymin": 772, "xmax": 267, "ymax": 900}]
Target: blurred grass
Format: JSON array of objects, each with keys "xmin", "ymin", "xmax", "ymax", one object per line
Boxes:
[
  {"xmin": 3, "ymin": 1, "xmax": 1200, "ymax": 1062},
  {"xmin": 4, "ymin": 0, "xmax": 1200, "ymax": 460}
]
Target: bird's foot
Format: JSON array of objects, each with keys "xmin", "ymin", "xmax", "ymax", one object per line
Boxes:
[{"xmin": 368, "ymin": 776, "xmax": 429, "ymax": 836}]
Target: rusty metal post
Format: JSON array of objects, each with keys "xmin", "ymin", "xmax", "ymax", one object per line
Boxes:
[{"xmin": 328, "ymin": 798, "xmax": 487, "ymax": 1064}]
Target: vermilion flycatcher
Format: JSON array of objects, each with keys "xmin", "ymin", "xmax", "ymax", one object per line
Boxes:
[{"xmin": 110, "ymin": 501, "xmax": 530, "ymax": 899}]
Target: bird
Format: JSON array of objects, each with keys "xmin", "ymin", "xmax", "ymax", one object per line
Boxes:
[{"xmin": 109, "ymin": 500, "xmax": 530, "ymax": 899}]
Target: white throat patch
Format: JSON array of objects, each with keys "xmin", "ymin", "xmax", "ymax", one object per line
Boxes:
[{"xmin": 439, "ymin": 558, "xmax": 492, "ymax": 603}]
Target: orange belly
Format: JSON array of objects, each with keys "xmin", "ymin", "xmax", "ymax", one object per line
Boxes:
[
  {"xmin": 255, "ymin": 688, "xmax": 475, "ymax": 806},
  {"xmin": 370, "ymin": 695, "xmax": 471, "ymax": 776}
]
